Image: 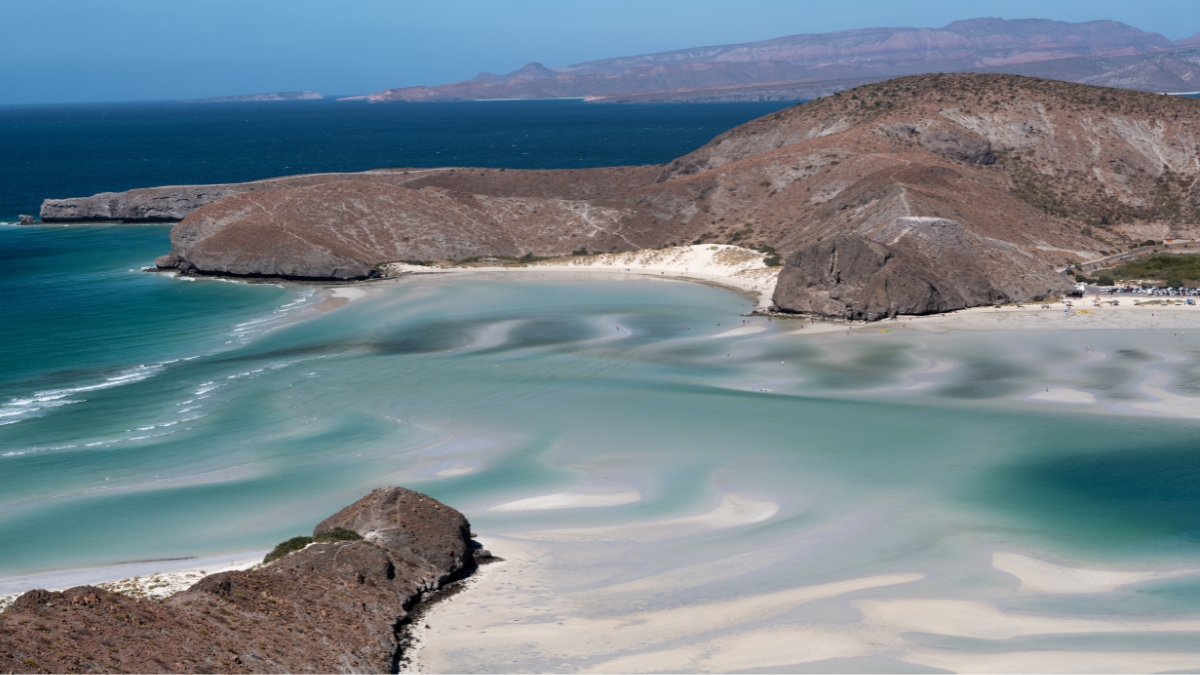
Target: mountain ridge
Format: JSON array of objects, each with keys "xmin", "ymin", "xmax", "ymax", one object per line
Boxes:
[{"xmin": 367, "ymin": 18, "xmax": 1199, "ymax": 103}]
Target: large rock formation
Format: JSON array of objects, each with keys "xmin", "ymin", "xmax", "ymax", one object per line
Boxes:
[
  {"xmin": 0, "ymin": 487, "xmax": 474, "ymax": 673},
  {"xmin": 775, "ymin": 221, "xmax": 1065, "ymax": 320},
  {"xmin": 43, "ymin": 74, "xmax": 1200, "ymax": 319}
]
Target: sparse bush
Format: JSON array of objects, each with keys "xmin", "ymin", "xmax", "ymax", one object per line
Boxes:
[
  {"xmin": 262, "ymin": 527, "xmax": 362, "ymax": 564},
  {"xmin": 263, "ymin": 536, "xmax": 313, "ymax": 564},
  {"xmin": 754, "ymin": 244, "xmax": 782, "ymax": 267},
  {"xmin": 315, "ymin": 527, "xmax": 362, "ymax": 543},
  {"xmin": 1111, "ymin": 254, "xmax": 1200, "ymax": 283}
]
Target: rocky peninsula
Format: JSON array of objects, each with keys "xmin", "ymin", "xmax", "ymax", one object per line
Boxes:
[
  {"xmin": 41, "ymin": 74, "xmax": 1200, "ymax": 320},
  {"xmin": 0, "ymin": 487, "xmax": 484, "ymax": 673}
]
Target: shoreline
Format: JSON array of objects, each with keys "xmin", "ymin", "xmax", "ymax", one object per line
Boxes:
[
  {"xmin": 0, "ymin": 552, "xmax": 265, "ymax": 612},
  {"xmin": 145, "ymin": 241, "xmax": 1200, "ymax": 334}
]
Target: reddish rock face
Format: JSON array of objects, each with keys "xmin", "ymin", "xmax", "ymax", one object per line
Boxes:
[{"xmin": 0, "ymin": 487, "xmax": 472, "ymax": 674}]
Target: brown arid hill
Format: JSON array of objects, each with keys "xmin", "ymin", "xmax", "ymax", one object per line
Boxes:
[
  {"xmin": 0, "ymin": 487, "xmax": 484, "ymax": 674},
  {"xmin": 43, "ymin": 74, "xmax": 1200, "ymax": 320},
  {"xmin": 364, "ymin": 18, "xmax": 1192, "ymax": 103}
]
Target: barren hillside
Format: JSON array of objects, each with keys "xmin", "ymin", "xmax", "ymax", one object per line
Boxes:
[{"xmin": 45, "ymin": 74, "xmax": 1200, "ymax": 319}]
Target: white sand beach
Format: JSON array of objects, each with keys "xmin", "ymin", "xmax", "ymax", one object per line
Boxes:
[{"xmin": 382, "ymin": 244, "xmax": 782, "ymax": 311}]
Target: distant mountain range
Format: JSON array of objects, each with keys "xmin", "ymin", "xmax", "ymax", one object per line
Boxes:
[
  {"xmin": 364, "ymin": 18, "xmax": 1200, "ymax": 103},
  {"xmin": 193, "ymin": 91, "xmax": 324, "ymax": 103}
]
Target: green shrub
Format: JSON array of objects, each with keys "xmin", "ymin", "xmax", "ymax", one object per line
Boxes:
[
  {"xmin": 263, "ymin": 536, "xmax": 313, "ymax": 564},
  {"xmin": 1111, "ymin": 254, "xmax": 1200, "ymax": 283},
  {"xmin": 315, "ymin": 527, "xmax": 362, "ymax": 543},
  {"xmin": 262, "ymin": 528, "xmax": 362, "ymax": 564}
]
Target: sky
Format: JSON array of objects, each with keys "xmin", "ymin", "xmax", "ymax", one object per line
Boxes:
[{"xmin": 2, "ymin": 0, "xmax": 1199, "ymax": 105}]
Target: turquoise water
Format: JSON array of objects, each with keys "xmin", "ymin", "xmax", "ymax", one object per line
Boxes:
[
  {"xmin": 4, "ymin": 250, "xmax": 1200, "ymax": 579},
  {"xmin": 7, "ymin": 228, "xmax": 1200, "ymax": 668}
]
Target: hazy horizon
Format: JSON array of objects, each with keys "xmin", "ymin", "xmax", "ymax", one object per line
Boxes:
[{"xmin": 2, "ymin": 0, "xmax": 1199, "ymax": 105}]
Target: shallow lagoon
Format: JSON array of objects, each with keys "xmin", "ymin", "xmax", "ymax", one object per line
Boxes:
[{"xmin": 4, "ymin": 250, "xmax": 1200, "ymax": 669}]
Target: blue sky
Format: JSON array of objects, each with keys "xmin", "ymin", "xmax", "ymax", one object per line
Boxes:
[{"xmin": 2, "ymin": 0, "xmax": 1198, "ymax": 104}]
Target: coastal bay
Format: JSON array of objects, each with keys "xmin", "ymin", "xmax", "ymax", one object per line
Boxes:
[{"xmin": 6, "ymin": 96, "xmax": 1200, "ymax": 672}]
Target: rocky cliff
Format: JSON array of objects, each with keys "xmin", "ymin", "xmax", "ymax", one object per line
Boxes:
[
  {"xmin": 0, "ymin": 487, "xmax": 476, "ymax": 673},
  {"xmin": 44, "ymin": 74, "xmax": 1200, "ymax": 319}
]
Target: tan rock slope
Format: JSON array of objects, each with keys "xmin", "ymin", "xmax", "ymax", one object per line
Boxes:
[
  {"xmin": 0, "ymin": 487, "xmax": 478, "ymax": 673},
  {"xmin": 43, "ymin": 74, "xmax": 1200, "ymax": 319}
]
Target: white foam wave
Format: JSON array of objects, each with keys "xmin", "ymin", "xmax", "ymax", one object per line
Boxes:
[
  {"xmin": 225, "ymin": 289, "xmax": 318, "ymax": 344},
  {"xmin": 0, "ymin": 364, "xmax": 163, "ymax": 426}
]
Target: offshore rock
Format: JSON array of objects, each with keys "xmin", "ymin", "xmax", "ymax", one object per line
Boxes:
[
  {"xmin": 0, "ymin": 487, "xmax": 474, "ymax": 673},
  {"xmin": 17, "ymin": 215, "xmax": 34, "ymax": 225}
]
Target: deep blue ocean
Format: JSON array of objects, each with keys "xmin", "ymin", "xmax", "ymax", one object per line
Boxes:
[{"xmin": 0, "ymin": 98, "xmax": 795, "ymax": 221}]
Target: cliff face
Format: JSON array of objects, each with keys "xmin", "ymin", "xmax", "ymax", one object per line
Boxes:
[
  {"xmin": 0, "ymin": 487, "xmax": 474, "ymax": 674},
  {"xmin": 44, "ymin": 74, "xmax": 1200, "ymax": 319}
]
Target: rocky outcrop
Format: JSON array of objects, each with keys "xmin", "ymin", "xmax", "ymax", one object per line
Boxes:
[
  {"xmin": 17, "ymin": 215, "xmax": 34, "ymax": 225},
  {"xmin": 41, "ymin": 186, "xmax": 239, "ymax": 223},
  {"xmin": 773, "ymin": 223, "xmax": 1070, "ymax": 320},
  {"xmin": 0, "ymin": 487, "xmax": 474, "ymax": 673}
]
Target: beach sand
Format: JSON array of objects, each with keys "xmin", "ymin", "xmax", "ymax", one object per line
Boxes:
[
  {"xmin": 382, "ymin": 244, "xmax": 781, "ymax": 311},
  {"xmin": 414, "ymin": 512, "xmax": 1200, "ymax": 673}
]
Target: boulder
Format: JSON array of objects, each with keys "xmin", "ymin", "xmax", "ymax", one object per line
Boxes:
[{"xmin": 17, "ymin": 215, "xmax": 34, "ymax": 225}]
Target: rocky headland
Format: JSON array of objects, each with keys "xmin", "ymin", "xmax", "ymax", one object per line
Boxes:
[
  {"xmin": 42, "ymin": 74, "xmax": 1200, "ymax": 319},
  {"xmin": 0, "ymin": 487, "xmax": 483, "ymax": 673}
]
